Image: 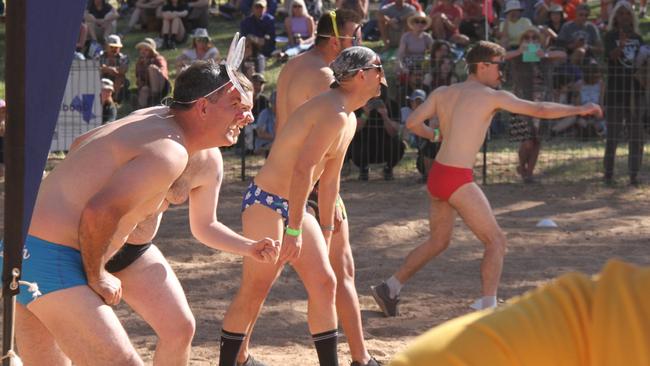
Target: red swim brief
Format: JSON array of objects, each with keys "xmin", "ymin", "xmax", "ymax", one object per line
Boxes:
[{"xmin": 427, "ymin": 161, "xmax": 474, "ymax": 201}]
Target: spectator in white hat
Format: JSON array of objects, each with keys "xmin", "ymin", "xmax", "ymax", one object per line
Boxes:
[
  {"xmin": 97, "ymin": 34, "xmax": 130, "ymax": 103},
  {"xmin": 100, "ymin": 79, "xmax": 118, "ymax": 124},
  {"xmin": 498, "ymin": 0, "xmax": 533, "ymax": 49},
  {"xmin": 176, "ymin": 28, "xmax": 221, "ymax": 74}
]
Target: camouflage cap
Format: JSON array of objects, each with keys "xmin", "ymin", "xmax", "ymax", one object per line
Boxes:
[{"xmin": 329, "ymin": 46, "xmax": 386, "ymax": 88}]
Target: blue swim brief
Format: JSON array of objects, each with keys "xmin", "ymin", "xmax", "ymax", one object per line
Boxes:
[
  {"xmin": 241, "ymin": 181, "xmax": 290, "ymax": 225},
  {"xmin": 0, "ymin": 235, "xmax": 87, "ymax": 306}
]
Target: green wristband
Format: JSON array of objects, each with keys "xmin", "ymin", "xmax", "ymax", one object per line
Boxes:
[
  {"xmin": 285, "ymin": 226, "xmax": 302, "ymax": 237},
  {"xmin": 433, "ymin": 128, "xmax": 440, "ymax": 142}
]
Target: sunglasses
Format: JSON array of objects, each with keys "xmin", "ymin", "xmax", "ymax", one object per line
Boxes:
[
  {"xmin": 413, "ymin": 19, "xmax": 428, "ymax": 25},
  {"xmin": 522, "ymin": 35, "xmax": 539, "ymax": 41}
]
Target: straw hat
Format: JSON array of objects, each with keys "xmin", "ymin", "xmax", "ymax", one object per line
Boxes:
[
  {"xmin": 136, "ymin": 37, "xmax": 158, "ymax": 54},
  {"xmin": 407, "ymin": 11, "xmax": 432, "ymax": 30}
]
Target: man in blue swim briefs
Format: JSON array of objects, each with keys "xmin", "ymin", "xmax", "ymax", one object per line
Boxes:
[
  {"xmin": 371, "ymin": 41, "xmax": 602, "ymax": 316},
  {"xmin": 3, "ymin": 58, "xmax": 279, "ymax": 365}
]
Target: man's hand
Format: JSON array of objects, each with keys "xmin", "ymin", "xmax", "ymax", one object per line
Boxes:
[
  {"xmin": 580, "ymin": 103, "xmax": 603, "ymax": 118},
  {"xmin": 250, "ymin": 238, "xmax": 280, "ymax": 263},
  {"xmin": 334, "ymin": 205, "xmax": 344, "ymax": 233},
  {"xmin": 88, "ymin": 271, "xmax": 122, "ymax": 306},
  {"xmin": 279, "ymin": 232, "xmax": 302, "ymax": 264}
]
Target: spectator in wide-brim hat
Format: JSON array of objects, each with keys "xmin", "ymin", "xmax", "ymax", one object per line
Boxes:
[
  {"xmin": 135, "ymin": 38, "xmax": 171, "ymax": 108},
  {"xmin": 176, "ymin": 28, "xmax": 221, "ymax": 74},
  {"xmin": 397, "ymin": 12, "xmax": 434, "ymax": 74}
]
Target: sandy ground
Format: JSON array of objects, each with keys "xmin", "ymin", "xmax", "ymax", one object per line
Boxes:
[
  {"xmin": 2, "ymin": 174, "xmax": 650, "ymax": 365},
  {"xmin": 116, "ymin": 175, "xmax": 649, "ymax": 365}
]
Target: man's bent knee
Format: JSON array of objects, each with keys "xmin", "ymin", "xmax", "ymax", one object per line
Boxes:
[{"xmin": 159, "ymin": 312, "xmax": 195, "ymax": 347}]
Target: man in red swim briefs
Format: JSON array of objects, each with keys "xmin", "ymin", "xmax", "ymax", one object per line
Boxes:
[{"xmin": 370, "ymin": 41, "xmax": 602, "ymax": 316}]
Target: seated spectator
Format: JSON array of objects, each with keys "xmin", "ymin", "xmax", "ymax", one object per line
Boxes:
[
  {"xmin": 399, "ymin": 89, "xmax": 425, "ymax": 149},
  {"xmin": 97, "ymin": 34, "xmax": 130, "ymax": 103},
  {"xmin": 126, "ymin": 0, "xmax": 164, "ymax": 33},
  {"xmin": 77, "ymin": 21, "xmax": 89, "ymax": 54},
  {"xmin": 336, "ymin": 0, "xmax": 368, "ymax": 20},
  {"xmin": 460, "ymin": 0, "xmax": 491, "ymax": 41},
  {"xmin": 135, "ymin": 37, "xmax": 171, "ymax": 108},
  {"xmin": 377, "ymin": 0, "xmax": 416, "ymax": 50},
  {"xmin": 557, "ymin": 4, "xmax": 603, "ymax": 65},
  {"xmin": 254, "ymin": 91, "xmax": 277, "ymax": 156},
  {"xmin": 602, "ymin": 1, "xmax": 644, "ymax": 185},
  {"xmin": 186, "ymin": 0, "xmax": 210, "ymax": 31},
  {"xmin": 429, "ymin": 0, "xmax": 470, "ymax": 46},
  {"xmin": 498, "ymin": 0, "xmax": 533, "ymax": 49},
  {"xmin": 425, "ymin": 56, "xmax": 458, "ymax": 91},
  {"xmin": 533, "ymin": 0, "xmax": 553, "ymax": 25},
  {"xmin": 281, "ymin": 0, "xmax": 316, "ymax": 58},
  {"xmin": 175, "ymin": 28, "xmax": 220, "ymax": 73},
  {"xmin": 251, "ymin": 73, "xmax": 269, "ymax": 118},
  {"xmin": 397, "ymin": 12, "xmax": 433, "ymax": 75},
  {"xmin": 540, "ymin": 3, "xmax": 565, "ymax": 47},
  {"xmin": 351, "ymin": 87, "xmax": 406, "ymax": 181},
  {"xmin": 240, "ymin": 0, "xmax": 278, "ymax": 17},
  {"xmin": 100, "ymin": 78, "xmax": 118, "ymax": 124},
  {"xmin": 84, "ymin": 0, "xmax": 119, "ymax": 44},
  {"xmin": 160, "ymin": 0, "xmax": 189, "ymax": 49},
  {"xmin": 400, "ymin": 62, "xmax": 429, "ymax": 106},
  {"xmin": 505, "ymin": 26, "xmax": 567, "ymax": 183},
  {"xmin": 240, "ymin": 0, "xmax": 276, "ymax": 73}
]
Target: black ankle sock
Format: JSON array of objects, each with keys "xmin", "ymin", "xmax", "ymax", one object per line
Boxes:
[
  {"xmin": 219, "ymin": 329, "xmax": 246, "ymax": 366},
  {"xmin": 312, "ymin": 329, "xmax": 339, "ymax": 366}
]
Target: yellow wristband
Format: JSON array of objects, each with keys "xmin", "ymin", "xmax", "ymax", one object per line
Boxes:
[{"xmin": 285, "ymin": 226, "xmax": 302, "ymax": 237}]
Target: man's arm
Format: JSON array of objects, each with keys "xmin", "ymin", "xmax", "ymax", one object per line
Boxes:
[
  {"xmin": 406, "ymin": 88, "xmax": 440, "ymax": 141},
  {"xmin": 187, "ymin": 149, "xmax": 278, "ymax": 263},
  {"xmin": 316, "ymin": 147, "xmax": 346, "ymax": 245},
  {"xmin": 495, "ymin": 89, "xmax": 603, "ymax": 119},
  {"xmin": 78, "ymin": 141, "xmax": 188, "ymax": 304},
  {"xmin": 282, "ymin": 113, "xmax": 346, "ymax": 262}
]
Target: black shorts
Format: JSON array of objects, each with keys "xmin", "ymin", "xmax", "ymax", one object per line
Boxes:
[{"xmin": 105, "ymin": 242, "xmax": 152, "ymax": 273}]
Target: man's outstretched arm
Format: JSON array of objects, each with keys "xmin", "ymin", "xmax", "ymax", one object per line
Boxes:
[{"xmin": 495, "ymin": 89, "xmax": 602, "ymax": 120}]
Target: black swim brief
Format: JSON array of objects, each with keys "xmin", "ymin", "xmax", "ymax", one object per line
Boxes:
[{"xmin": 105, "ymin": 242, "xmax": 152, "ymax": 273}]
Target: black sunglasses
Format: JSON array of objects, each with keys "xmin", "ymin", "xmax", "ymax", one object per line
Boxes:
[{"xmin": 481, "ymin": 61, "xmax": 507, "ymax": 71}]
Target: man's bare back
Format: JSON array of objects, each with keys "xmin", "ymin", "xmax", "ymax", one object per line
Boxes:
[{"xmin": 275, "ymin": 50, "xmax": 334, "ymax": 132}]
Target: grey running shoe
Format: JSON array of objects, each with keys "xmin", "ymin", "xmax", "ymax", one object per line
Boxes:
[
  {"xmin": 351, "ymin": 356, "xmax": 382, "ymax": 366},
  {"xmin": 371, "ymin": 282, "xmax": 400, "ymax": 317},
  {"xmin": 238, "ymin": 356, "xmax": 267, "ymax": 366}
]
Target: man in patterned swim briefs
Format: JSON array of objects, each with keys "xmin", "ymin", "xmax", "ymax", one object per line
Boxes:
[
  {"xmin": 220, "ymin": 46, "xmax": 386, "ymax": 366},
  {"xmin": 371, "ymin": 40, "xmax": 602, "ymax": 316}
]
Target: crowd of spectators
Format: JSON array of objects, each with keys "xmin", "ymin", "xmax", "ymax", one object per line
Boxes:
[{"xmin": 69, "ymin": 0, "xmax": 648, "ymax": 185}]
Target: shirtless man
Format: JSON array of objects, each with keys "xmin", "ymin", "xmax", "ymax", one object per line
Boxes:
[
  {"xmin": 371, "ymin": 41, "xmax": 602, "ymax": 316},
  {"xmin": 267, "ymin": 9, "xmax": 379, "ymax": 366},
  {"xmin": 6, "ymin": 60, "xmax": 279, "ymax": 366},
  {"xmin": 219, "ymin": 46, "xmax": 386, "ymax": 366}
]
